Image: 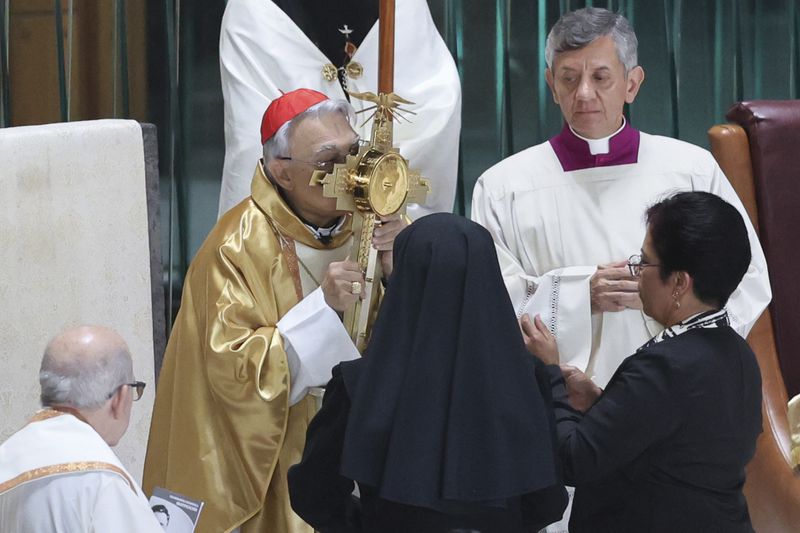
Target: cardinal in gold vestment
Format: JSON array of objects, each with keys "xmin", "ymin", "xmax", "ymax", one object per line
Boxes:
[{"xmin": 143, "ymin": 90, "xmax": 406, "ymax": 533}]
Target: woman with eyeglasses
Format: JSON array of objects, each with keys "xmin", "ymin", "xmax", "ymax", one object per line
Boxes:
[
  {"xmin": 523, "ymin": 191, "xmax": 763, "ymax": 533},
  {"xmin": 287, "ymin": 213, "xmax": 568, "ymax": 533}
]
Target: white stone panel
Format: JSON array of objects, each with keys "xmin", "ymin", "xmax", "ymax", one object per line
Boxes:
[{"xmin": 0, "ymin": 119, "xmax": 155, "ymax": 483}]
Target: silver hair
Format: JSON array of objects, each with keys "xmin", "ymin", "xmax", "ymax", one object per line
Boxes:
[
  {"xmin": 545, "ymin": 7, "xmax": 638, "ymax": 73},
  {"xmin": 40, "ymin": 341, "xmax": 133, "ymax": 410},
  {"xmin": 262, "ymin": 99, "xmax": 356, "ymax": 178}
]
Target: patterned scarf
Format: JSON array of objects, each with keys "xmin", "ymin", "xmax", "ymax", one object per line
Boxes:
[{"xmin": 637, "ymin": 308, "xmax": 729, "ymax": 352}]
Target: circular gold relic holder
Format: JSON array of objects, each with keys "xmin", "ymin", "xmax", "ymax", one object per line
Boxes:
[{"xmin": 351, "ymin": 149, "xmax": 409, "ymax": 216}]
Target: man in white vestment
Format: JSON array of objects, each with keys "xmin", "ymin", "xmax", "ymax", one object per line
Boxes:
[
  {"xmin": 143, "ymin": 89, "xmax": 407, "ymax": 533},
  {"xmin": 218, "ymin": 0, "xmax": 461, "ymax": 218},
  {"xmin": 0, "ymin": 326, "xmax": 162, "ymax": 533},
  {"xmin": 472, "ymin": 7, "xmax": 771, "ymax": 391}
]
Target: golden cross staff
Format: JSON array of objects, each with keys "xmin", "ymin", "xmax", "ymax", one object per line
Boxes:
[{"xmin": 318, "ymin": 0, "xmax": 429, "ymax": 353}]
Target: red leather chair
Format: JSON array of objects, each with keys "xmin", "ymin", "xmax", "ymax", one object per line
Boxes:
[{"xmin": 708, "ymin": 100, "xmax": 800, "ymax": 532}]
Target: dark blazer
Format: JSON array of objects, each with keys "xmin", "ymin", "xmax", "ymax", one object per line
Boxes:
[
  {"xmin": 549, "ymin": 326, "xmax": 762, "ymax": 533},
  {"xmin": 288, "ymin": 365, "xmax": 567, "ymax": 533}
]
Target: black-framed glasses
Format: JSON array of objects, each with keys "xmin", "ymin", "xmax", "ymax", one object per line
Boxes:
[
  {"xmin": 627, "ymin": 254, "xmax": 660, "ymax": 277},
  {"xmin": 279, "ymin": 138, "xmax": 366, "ymax": 174},
  {"xmin": 108, "ymin": 380, "xmax": 146, "ymax": 401}
]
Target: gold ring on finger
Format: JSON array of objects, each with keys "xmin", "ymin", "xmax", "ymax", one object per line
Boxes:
[{"xmin": 351, "ymin": 281, "xmax": 362, "ymax": 295}]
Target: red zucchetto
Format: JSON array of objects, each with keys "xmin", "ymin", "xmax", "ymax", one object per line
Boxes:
[{"xmin": 260, "ymin": 89, "xmax": 329, "ymax": 145}]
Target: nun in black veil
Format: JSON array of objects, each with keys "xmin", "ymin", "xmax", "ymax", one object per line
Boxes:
[{"xmin": 288, "ymin": 213, "xmax": 567, "ymax": 533}]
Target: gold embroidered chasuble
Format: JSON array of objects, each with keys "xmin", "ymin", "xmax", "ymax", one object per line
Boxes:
[{"xmin": 143, "ymin": 164, "xmax": 353, "ymax": 533}]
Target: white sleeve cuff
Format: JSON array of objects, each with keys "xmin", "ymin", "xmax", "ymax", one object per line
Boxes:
[
  {"xmin": 277, "ymin": 287, "xmax": 360, "ymax": 406},
  {"xmin": 520, "ymin": 266, "xmax": 596, "ymax": 371}
]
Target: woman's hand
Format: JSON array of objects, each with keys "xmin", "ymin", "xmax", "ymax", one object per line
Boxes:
[
  {"xmin": 520, "ymin": 313, "xmax": 559, "ymax": 365},
  {"xmin": 560, "ymin": 365, "xmax": 603, "ymax": 413}
]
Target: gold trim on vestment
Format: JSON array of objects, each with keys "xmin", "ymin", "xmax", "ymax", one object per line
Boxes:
[
  {"xmin": 27, "ymin": 409, "xmax": 65, "ymax": 425},
  {"xmin": 265, "ymin": 216, "xmax": 305, "ymax": 302},
  {"xmin": 0, "ymin": 461, "xmax": 136, "ymax": 495},
  {"xmin": 2, "ymin": 409, "xmax": 137, "ymax": 496}
]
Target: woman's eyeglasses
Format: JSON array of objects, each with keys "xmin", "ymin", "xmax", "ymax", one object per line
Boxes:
[{"xmin": 627, "ymin": 254, "xmax": 660, "ymax": 277}]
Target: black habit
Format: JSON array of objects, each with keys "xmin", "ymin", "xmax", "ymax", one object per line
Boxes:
[{"xmin": 288, "ymin": 213, "xmax": 567, "ymax": 532}]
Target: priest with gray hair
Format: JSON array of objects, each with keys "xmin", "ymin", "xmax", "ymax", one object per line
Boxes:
[
  {"xmin": 0, "ymin": 325, "xmax": 161, "ymax": 533},
  {"xmin": 472, "ymin": 9, "xmax": 770, "ymax": 529},
  {"xmin": 143, "ymin": 88, "xmax": 407, "ymax": 533}
]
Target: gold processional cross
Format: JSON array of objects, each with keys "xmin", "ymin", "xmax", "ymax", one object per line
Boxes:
[
  {"xmin": 318, "ymin": 91, "xmax": 428, "ymax": 353},
  {"xmin": 312, "ymin": 0, "xmax": 428, "ymax": 353}
]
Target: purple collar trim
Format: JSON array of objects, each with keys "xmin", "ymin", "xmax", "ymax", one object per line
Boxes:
[{"xmin": 549, "ymin": 121, "xmax": 640, "ymax": 172}]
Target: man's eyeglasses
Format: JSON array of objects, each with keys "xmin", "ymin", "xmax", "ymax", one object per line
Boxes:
[
  {"xmin": 279, "ymin": 138, "xmax": 366, "ymax": 174},
  {"xmin": 627, "ymin": 254, "xmax": 660, "ymax": 277},
  {"xmin": 108, "ymin": 381, "xmax": 146, "ymax": 401}
]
